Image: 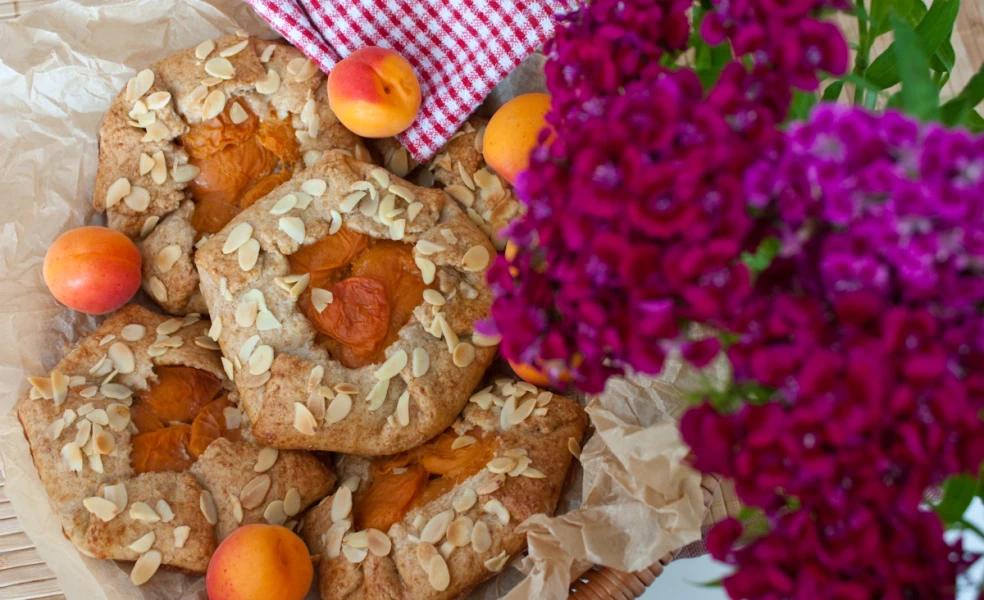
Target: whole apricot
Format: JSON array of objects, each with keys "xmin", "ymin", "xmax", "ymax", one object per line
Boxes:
[
  {"xmin": 42, "ymin": 226, "xmax": 141, "ymax": 315},
  {"xmin": 206, "ymin": 524, "xmax": 313, "ymax": 600},
  {"xmin": 483, "ymin": 93, "xmax": 553, "ymax": 184},
  {"xmin": 328, "ymin": 47, "xmax": 421, "ymax": 138}
]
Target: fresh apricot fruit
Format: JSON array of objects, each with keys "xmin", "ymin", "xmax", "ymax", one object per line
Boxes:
[
  {"xmin": 327, "ymin": 47, "xmax": 421, "ymax": 138},
  {"xmin": 43, "ymin": 226, "xmax": 142, "ymax": 315},
  {"xmin": 483, "ymin": 93, "xmax": 554, "ymax": 184},
  {"xmin": 206, "ymin": 524, "xmax": 313, "ymax": 600}
]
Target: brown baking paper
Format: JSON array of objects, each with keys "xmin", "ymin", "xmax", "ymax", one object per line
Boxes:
[{"xmin": 0, "ymin": 1, "xmax": 713, "ymax": 598}]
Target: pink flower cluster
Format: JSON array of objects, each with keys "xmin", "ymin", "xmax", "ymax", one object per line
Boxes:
[{"xmin": 682, "ymin": 105, "xmax": 984, "ymax": 596}]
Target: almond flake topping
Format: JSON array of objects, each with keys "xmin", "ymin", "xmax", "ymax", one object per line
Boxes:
[
  {"xmin": 339, "ymin": 191, "xmax": 365, "ymax": 213},
  {"xmin": 255, "ymin": 68, "xmax": 280, "ymax": 95},
  {"xmin": 254, "ymin": 447, "xmax": 279, "ymax": 473},
  {"xmin": 447, "ymin": 516, "xmax": 474, "ymax": 547},
  {"xmin": 452, "ymin": 342, "xmax": 476, "ymax": 368},
  {"xmin": 324, "ymin": 521, "xmax": 348, "ymax": 558},
  {"xmin": 416, "ymin": 541, "xmax": 438, "ymax": 569},
  {"xmin": 366, "ymin": 379, "xmax": 389, "ymax": 411},
  {"xmin": 248, "ymin": 344, "xmax": 274, "ymax": 375},
  {"xmin": 46, "ymin": 418, "xmax": 65, "ymax": 440},
  {"xmin": 411, "ymin": 347, "xmax": 430, "ymax": 377},
  {"xmin": 293, "ymin": 402, "xmax": 317, "ymax": 436},
  {"xmin": 428, "ymin": 554, "xmax": 451, "ymax": 591},
  {"xmin": 484, "ymin": 550, "xmax": 509, "ymax": 573},
  {"xmin": 421, "ymin": 509, "xmax": 455, "ymax": 544},
  {"xmin": 51, "ymin": 370, "xmax": 69, "ymax": 406},
  {"xmin": 483, "ymin": 499, "xmax": 510, "ymax": 524},
  {"xmin": 240, "ymin": 474, "xmax": 272, "ymax": 509},
  {"xmin": 423, "ymin": 289, "xmax": 445, "ymax": 306},
  {"xmin": 342, "ymin": 545, "xmax": 368, "ymax": 564},
  {"xmin": 301, "ymin": 178, "xmax": 327, "ymax": 196},
  {"xmin": 260, "ymin": 44, "xmax": 276, "ymax": 63},
  {"xmin": 238, "ymin": 238, "xmax": 260, "ymax": 271},
  {"xmin": 150, "ymin": 150, "xmax": 167, "ymax": 184},
  {"xmin": 451, "ymin": 435, "xmax": 476, "ymax": 450},
  {"xmin": 462, "ymin": 245, "xmax": 491, "ymax": 272},
  {"xmin": 453, "ymin": 488, "xmax": 478, "ymax": 513},
  {"xmin": 148, "ymin": 277, "xmax": 167, "ymax": 303},
  {"xmin": 444, "ymin": 184, "xmax": 475, "ymax": 207},
  {"xmin": 130, "ymin": 501, "xmax": 160, "ymax": 523},
  {"xmin": 107, "ymin": 342, "xmax": 135, "ymax": 375},
  {"xmin": 223, "ymin": 222, "xmax": 253, "ymax": 254},
  {"xmin": 202, "ymin": 89, "xmax": 227, "ymax": 120},
  {"xmin": 83, "ymin": 496, "xmax": 119, "ymax": 521},
  {"xmin": 200, "ymin": 490, "xmax": 218, "ymax": 525},
  {"xmin": 416, "ymin": 239, "xmax": 447, "ymax": 255},
  {"xmin": 284, "ymin": 487, "xmax": 302, "ymax": 517},
  {"xmin": 415, "ymin": 256, "xmax": 436, "ymax": 284},
  {"xmin": 396, "ymin": 390, "xmax": 411, "ymax": 426},
  {"xmin": 487, "ymin": 457, "xmax": 516, "ymax": 474},
  {"xmin": 195, "ymin": 39, "xmax": 215, "ymax": 60},
  {"xmin": 472, "ymin": 520, "xmax": 492, "ymax": 552},
  {"xmin": 407, "ymin": 201, "xmax": 424, "ymax": 222},
  {"xmin": 263, "ymin": 500, "xmax": 287, "ymax": 525},
  {"xmin": 204, "ymin": 57, "xmax": 235, "ymax": 80},
  {"xmin": 146, "ymin": 91, "xmax": 171, "ymax": 110},
  {"xmin": 220, "ymin": 39, "xmax": 249, "ymax": 57},
  {"xmin": 473, "ymin": 331, "xmax": 502, "ymax": 347},
  {"xmin": 229, "ymin": 101, "xmax": 248, "ymax": 124},
  {"xmin": 270, "ymin": 193, "xmax": 297, "ymax": 215},
  {"xmin": 294, "ymin": 58, "xmax": 319, "ymax": 82},
  {"xmin": 138, "ymin": 153, "xmax": 154, "ymax": 175},
  {"xmin": 129, "ymin": 532, "xmax": 155, "ymax": 553},
  {"xmin": 172, "ymin": 163, "xmax": 200, "ymax": 183},
  {"xmin": 126, "ymin": 69, "xmax": 154, "ymax": 103},
  {"xmin": 230, "ymin": 494, "xmax": 244, "ymax": 523},
  {"xmin": 366, "ymin": 528, "xmax": 391, "ymax": 556},
  {"xmin": 123, "ymin": 186, "xmax": 150, "ymax": 212},
  {"xmin": 156, "ymin": 499, "xmax": 174, "ymax": 522},
  {"xmin": 374, "ymin": 349, "xmax": 407, "ymax": 380},
  {"xmin": 173, "ymin": 526, "xmax": 190, "ymax": 548},
  {"xmin": 121, "ymin": 324, "xmax": 146, "ymax": 342},
  {"xmin": 331, "ymin": 485, "xmax": 353, "ymax": 522},
  {"xmin": 130, "ymin": 550, "xmax": 162, "ymax": 586},
  {"xmin": 255, "ymin": 310, "xmax": 281, "ymax": 331},
  {"xmin": 279, "ymin": 216, "xmax": 305, "ymax": 243},
  {"xmin": 325, "ymin": 392, "xmax": 352, "ymax": 424}
]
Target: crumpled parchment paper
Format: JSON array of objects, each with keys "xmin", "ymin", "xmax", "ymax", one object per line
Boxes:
[{"xmin": 0, "ymin": 1, "xmax": 714, "ymax": 598}]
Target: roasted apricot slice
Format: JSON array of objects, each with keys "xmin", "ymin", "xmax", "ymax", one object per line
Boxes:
[
  {"xmin": 289, "ymin": 228, "xmax": 372, "ymax": 288},
  {"xmin": 131, "ymin": 425, "xmax": 193, "ymax": 474},
  {"xmin": 300, "ymin": 277, "xmax": 391, "ymax": 365},
  {"xmin": 189, "ymin": 396, "xmax": 242, "ymax": 459},
  {"xmin": 354, "ymin": 464, "xmax": 428, "ymax": 532},
  {"xmin": 141, "ymin": 366, "xmax": 223, "ymax": 425}
]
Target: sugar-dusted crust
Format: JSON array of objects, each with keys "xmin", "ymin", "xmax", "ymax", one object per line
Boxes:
[
  {"xmin": 16, "ymin": 305, "xmax": 335, "ymax": 579},
  {"xmin": 298, "ymin": 381, "xmax": 588, "ymax": 600},
  {"xmin": 93, "ymin": 34, "xmax": 364, "ymax": 314},
  {"xmin": 194, "ymin": 150, "xmax": 499, "ymax": 456}
]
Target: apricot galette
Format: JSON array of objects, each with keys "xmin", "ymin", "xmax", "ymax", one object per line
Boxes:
[{"xmin": 194, "ymin": 150, "xmax": 500, "ymax": 456}]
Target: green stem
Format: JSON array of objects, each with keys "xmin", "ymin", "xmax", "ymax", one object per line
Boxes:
[
  {"xmin": 853, "ymin": 0, "xmax": 871, "ymax": 105},
  {"xmin": 958, "ymin": 519, "xmax": 984, "ymax": 541}
]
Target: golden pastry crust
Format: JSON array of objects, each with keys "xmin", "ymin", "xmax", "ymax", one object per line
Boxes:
[
  {"xmin": 426, "ymin": 117, "xmax": 522, "ymax": 251},
  {"xmin": 16, "ymin": 305, "xmax": 335, "ymax": 581},
  {"xmin": 298, "ymin": 381, "xmax": 587, "ymax": 600},
  {"xmin": 93, "ymin": 34, "xmax": 363, "ymax": 314},
  {"xmin": 195, "ymin": 150, "xmax": 499, "ymax": 456}
]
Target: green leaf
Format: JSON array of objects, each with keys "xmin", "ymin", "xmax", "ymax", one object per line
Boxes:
[
  {"xmin": 741, "ymin": 237, "xmax": 780, "ymax": 274},
  {"xmin": 898, "ymin": 0, "xmax": 957, "ymax": 74},
  {"xmin": 941, "ymin": 64, "xmax": 984, "ymax": 126},
  {"xmin": 934, "ymin": 475, "xmax": 977, "ymax": 525},
  {"xmin": 737, "ymin": 506, "xmax": 763, "ymax": 522},
  {"xmin": 968, "ymin": 110, "xmax": 984, "ymax": 132},
  {"xmin": 822, "ymin": 81, "xmax": 845, "ymax": 102},
  {"xmin": 869, "ymin": 0, "xmax": 890, "ymax": 35},
  {"xmin": 789, "ymin": 90, "xmax": 819, "ymax": 121},
  {"xmin": 890, "ymin": 13, "xmax": 940, "ymax": 121},
  {"xmin": 693, "ymin": 577, "xmax": 725, "ymax": 588},
  {"xmin": 865, "ymin": 0, "xmax": 960, "ymax": 89}
]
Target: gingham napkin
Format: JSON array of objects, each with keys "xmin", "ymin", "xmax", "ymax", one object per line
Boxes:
[{"xmin": 244, "ymin": 0, "xmax": 570, "ymax": 161}]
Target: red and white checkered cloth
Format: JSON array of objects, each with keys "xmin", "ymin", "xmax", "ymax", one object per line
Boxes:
[{"xmin": 244, "ymin": 0, "xmax": 571, "ymax": 161}]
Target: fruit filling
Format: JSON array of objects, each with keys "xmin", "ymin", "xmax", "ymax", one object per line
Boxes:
[
  {"xmin": 353, "ymin": 429, "xmax": 498, "ymax": 532},
  {"xmin": 292, "ymin": 231, "xmax": 431, "ymax": 369},
  {"xmin": 130, "ymin": 366, "xmax": 241, "ymax": 474},
  {"xmin": 181, "ymin": 102, "xmax": 300, "ymax": 235}
]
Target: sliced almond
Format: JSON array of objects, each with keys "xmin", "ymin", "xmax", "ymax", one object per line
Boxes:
[
  {"xmin": 28, "ymin": 376, "xmax": 53, "ymax": 400},
  {"xmin": 248, "ymin": 344, "xmax": 274, "ymax": 375},
  {"xmin": 473, "ymin": 332, "xmax": 501, "ymax": 348},
  {"xmin": 105, "ymin": 178, "xmax": 131, "ymax": 209},
  {"xmin": 202, "ymin": 89, "xmax": 226, "ymax": 120},
  {"xmin": 141, "ymin": 121, "xmax": 169, "ymax": 144},
  {"xmin": 123, "ymin": 186, "xmax": 151, "ymax": 211},
  {"xmin": 311, "ymin": 288, "xmax": 333, "ymax": 312},
  {"xmin": 223, "ymin": 222, "xmax": 253, "ymax": 254},
  {"xmin": 428, "ymin": 554, "xmax": 450, "ymax": 591},
  {"xmin": 510, "ymin": 396, "xmax": 538, "ymax": 426},
  {"xmin": 195, "ymin": 335, "xmax": 220, "ymax": 350},
  {"xmin": 204, "ymin": 57, "xmax": 235, "ymax": 80},
  {"xmin": 374, "ymin": 349, "xmax": 408, "ymax": 381},
  {"xmin": 83, "ymin": 496, "xmax": 120, "ymax": 522},
  {"xmin": 172, "ymin": 163, "xmax": 200, "ymax": 183},
  {"xmin": 199, "ymin": 490, "xmax": 218, "ymax": 525},
  {"xmin": 229, "ymin": 101, "xmax": 248, "ymax": 124},
  {"xmin": 221, "ymin": 357, "xmax": 235, "ymax": 380},
  {"xmin": 366, "ymin": 528, "xmax": 391, "ymax": 556},
  {"xmin": 521, "ymin": 467, "xmax": 546, "ymax": 479},
  {"xmin": 453, "ymin": 488, "xmax": 477, "ymax": 513},
  {"xmin": 130, "ymin": 550, "xmax": 162, "ymax": 586},
  {"xmin": 342, "ymin": 544, "xmax": 368, "ymax": 564},
  {"xmin": 154, "ymin": 245, "xmax": 182, "ymax": 274},
  {"xmin": 150, "ymin": 150, "xmax": 167, "ymax": 185},
  {"xmin": 462, "ymin": 245, "xmax": 490, "ymax": 272},
  {"xmin": 301, "ymin": 178, "xmax": 327, "ymax": 196},
  {"xmin": 407, "ymin": 201, "xmax": 424, "ymax": 222},
  {"xmin": 438, "ymin": 314, "xmax": 459, "ymax": 352},
  {"xmin": 145, "ymin": 91, "xmax": 171, "ymax": 111},
  {"xmin": 195, "ymin": 39, "xmax": 216, "ymax": 60},
  {"xmin": 289, "ymin": 399, "xmax": 316, "ymax": 434},
  {"xmin": 471, "ymin": 520, "xmax": 492, "ymax": 553},
  {"xmin": 417, "ymin": 541, "xmax": 438, "ymax": 569},
  {"xmin": 483, "ymin": 499, "xmax": 510, "ymax": 524},
  {"xmin": 484, "ymin": 550, "xmax": 509, "ymax": 573},
  {"xmin": 411, "ymin": 348, "xmax": 431, "ymax": 378},
  {"xmin": 279, "ymin": 216, "xmax": 305, "ymax": 243},
  {"xmin": 75, "ymin": 420, "xmax": 92, "ymax": 447},
  {"xmin": 452, "ymin": 342, "xmax": 476, "ymax": 368},
  {"xmin": 396, "ymin": 390, "xmax": 411, "ymax": 426},
  {"xmin": 325, "ymin": 392, "xmax": 352, "ymax": 424},
  {"xmin": 254, "ymin": 448, "xmax": 279, "ymax": 473},
  {"xmin": 240, "ymin": 474, "xmax": 272, "ymax": 509},
  {"xmin": 130, "ymin": 501, "xmax": 160, "ymax": 523},
  {"xmin": 155, "ymin": 499, "xmax": 174, "ymax": 523},
  {"xmin": 389, "ymin": 218, "xmax": 406, "ymax": 241},
  {"xmin": 138, "ymin": 152, "xmax": 155, "ymax": 175},
  {"xmin": 339, "ymin": 191, "xmax": 365, "ymax": 213},
  {"xmin": 127, "ymin": 69, "xmax": 154, "ymax": 102},
  {"xmin": 51, "ymin": 371, "xmax": 69, "ymax": 406},
  {"xmin": 270, "ymin": 193, "xmax": 297, "ymax": 215},
  {"xmin": 93, "ymin": 431, "xmax": 115, "ymax": 455},
  {"xmin": 289, "ymin": 272, "xmax": 310, "ymax": 298},
  {"xmin": 46, "ymin": 418, "xmax": 65, "ymax": 440},
  {"xmin": 415, "ymin": 256, "xmax": 436, "ymax": 284},
  {"xmin": 263, "ymin": 499, "xmax": 287, "ymax": 525},
  {"xmin": 416, "ymin": 239, "xmax": 447, "ymax": 255},
  {"xmin": 445, "ymin": 184, "xmax": 475, "ymax": 207},
  {"xmin": 129, "ymin": 532, "xmax": 155, "ymax": 553},
  {"xmin": 458, "ymin": 162, "xmax": 475, "ymax": 190},
  {"xmin": 365, "ymin": 379, "xmax": 388, "ymax": 411},
  {"xmin": 86, "ymin": 409, "xmax": 109, "ymax": 427},
  {"xmin": 446, "ymin": 516, "xmax": 473, "ymax": 547},
  {"xmin": 487, "ymin": 457, "xmax": 516, "ymax": 474},
  {"xmin": 220, "ymin": 39, "xmax": 249, "ymax": 57},
  {"xmin": 283, "ymin": 487, "xmax": 302, "ymax": 517},
  {"xmin": 108, "ymin": 342, "xmax": 136, "ymax": 374},
  {"xmin": 507, "ymin": 455, "xmax": 532, "ymax": 477},
  {"xmin": 328, "ymin": 485, "xmax": 353, "ymax": 524},
  {"xmin": 238, "ymin": 238, "xmax": 260, "ymax": 271},
  {"xmin": 342, "ymin": 476, "xmax": 361, "ymax": 493},
  {"xmin": 389, "ymin": 146, "xmax": 410, "ymax": 177},
  {"xmin": 451, "ymin": 435, "xmax": 476, "ymax": 450},
  {"xmin": 325, "ymin": 521, "xmax": 348, "ymax": 558},
  {"xmin": 420, "ymin": 509, "xmax": 454, "ymax": 544},
  {"xmin": 173, "ymin": 526, "xmax": 190, "ymax": 549}
]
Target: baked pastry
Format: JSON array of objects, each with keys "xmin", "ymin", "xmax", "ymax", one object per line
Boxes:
[
  {"xmin": 195, "ymin": 150, "xmax": 500, "ymax": 456},
  {"xmin": 16, "ymin": 305, "xmax": 335, "ymax": 585},
  {"xmin": 368, "ymin": 118, "xmax": 521, "ymax": 251},
  {"xmin": 297, "ymin": 379, "xmax": 587, "ymax": 600},
  {"xmin": 93, "ymin": 33, "xmax": 364, "ymax": 315}
]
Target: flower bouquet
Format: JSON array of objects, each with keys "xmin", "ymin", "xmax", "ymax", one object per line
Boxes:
[{"xmin": 486, "ymin": 0, "xmax": 984, "ymax": 596}]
